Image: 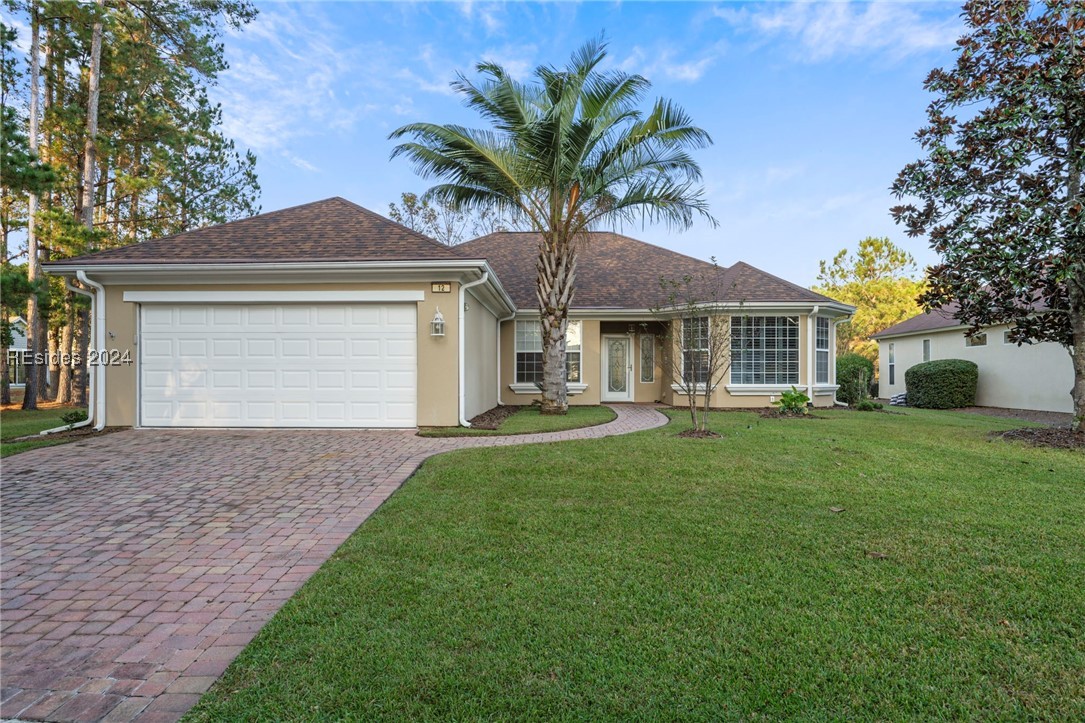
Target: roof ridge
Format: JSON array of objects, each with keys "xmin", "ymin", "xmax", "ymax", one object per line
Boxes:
[
  {"xmin": 728, "ymin": 260, "xmax": 834, "ymax": 303},
  {"xmin": 332, "ymin": 197, "xmax": 458, "ymax": 256}
]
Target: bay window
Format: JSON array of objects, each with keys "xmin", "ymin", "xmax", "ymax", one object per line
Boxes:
[
  {"xmin": 730, "ymin": 315, "xmax": 800, "ymax": 385},
  {"xmin": 815, "ymin": 317, "xmax": 830, "ymax": 384},
  {"xmin": 681, "ymin": 317, "xmax": 710, "ymax": 384}
]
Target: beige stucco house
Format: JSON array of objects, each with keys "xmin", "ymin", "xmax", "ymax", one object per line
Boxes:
[
  {"xmin": 873, "ymin": 303, "xmax": 1074, "ymax": 413},
  {"xmin": 44, "ymin": 197, "xmax": 853, "ymax": 429}
]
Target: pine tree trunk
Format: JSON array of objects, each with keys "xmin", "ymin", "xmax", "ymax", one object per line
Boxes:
[
  {"xmin": 56, "ymin": 300, "xmax": 74, "ymax": 405},
  {"xmin": 1, "ymin": 344, "xmax": 9, "ymax": 406},
  {"xmin": 72, "ymin": 308, "xmax": 89, "ymax": 408},
  {"xmin": 46, "ymin": 325, "xmax": 59, "ymax": 401},
  {"xmin": 22, "ymin": 5, "xmax": 42, "ymax": 411},
  {"xmin": 536, "ymin": 234, "xmax": 575, "ymax": 415},
  {"xmin": 81, "ymin": 0, "xmax": 104, "ymax": 232}
]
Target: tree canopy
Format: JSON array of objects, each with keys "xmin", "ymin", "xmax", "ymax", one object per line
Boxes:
[
  {"xmin": 891, "ymin": 0, "xmax": 1085, "ymax": 429},
  {"xmin": 812, "ymin": 237, "xmax": 925, "ymax": 362}
]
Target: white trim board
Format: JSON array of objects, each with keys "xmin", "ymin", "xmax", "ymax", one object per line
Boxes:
[{"xmin": 123, "ymin": 290, "xmax": 425, "ymax": 304}]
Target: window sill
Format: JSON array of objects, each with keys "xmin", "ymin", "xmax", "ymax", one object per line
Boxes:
[
  {"xmin": 812, "ymin": 385, "xmax": 840, "ymax": 396},
  {"xmin": 508, "ymin": 382, "xmax": 588, "ymax": 396},
  {"xmin": 670, "ymin": 383, "xmax": 711, "ymax": 394},
  {"xmin": 724, "ymin": 384, "xmax": 802, "ymax": 396}
]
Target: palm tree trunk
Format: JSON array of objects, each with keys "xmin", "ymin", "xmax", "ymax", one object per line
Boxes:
[
  {"xmin": 536, "ymin": 234, "xmax": 576, "ymax": 414},
  {"xmin": 22, "ymin": 3, "xmax": 42, "ymax": 411}
]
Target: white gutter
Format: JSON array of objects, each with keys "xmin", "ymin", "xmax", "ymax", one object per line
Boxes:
[
  {"xmin": 495, "ymin": 310, "xmax": 516, "ymax": 405},
  {"xmin": 78, "ymin": 271, "xmax": 107, "ymax": 431},
  {"xmin": 38, "ymin": 274, "xmax": 104, "ymax": 435},
  {"xmin": 459, "ymin": 272, "xmax": 489, "ymax": 427},
  {"xmin": 808, "ymin": 306, "xmax": 819, "ymax": 401}
]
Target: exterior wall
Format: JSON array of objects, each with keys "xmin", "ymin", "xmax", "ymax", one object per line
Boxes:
[
  {"xmin": 100, "ymin": 281, "xmax": 461, "ymax": 428},
  {"xmin": 878, "ymin": 324, "xmax": 1074, "ymax": 413},
  {"xmin": 496, "ymin": 312, "xmax": 837, "ymax": 409},
  {"xmin": 463, "ymin": 290, "xmax": 498, "ymax": 419}
]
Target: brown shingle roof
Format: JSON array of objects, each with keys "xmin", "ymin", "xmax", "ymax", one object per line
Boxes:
[
  {"xmin": 456, "ymin": 231, "xmax": 837, "ymax": 310},
  {"xmin": 871, "ymin": 303, "xmax": 962, "ymax": 339},
  {"xmin": 51, "ymin": 198, "xmax": 461, "ymax": 265}
]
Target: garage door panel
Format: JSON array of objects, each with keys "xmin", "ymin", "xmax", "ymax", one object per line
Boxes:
[{"xmin": 140, "ymin": 303, "xmax": 417, "ymax": 428}]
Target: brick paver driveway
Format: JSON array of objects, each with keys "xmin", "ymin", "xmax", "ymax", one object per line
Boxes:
[{"xmin": 1, "ymin": 405, "xmax": 666, "ymax": 722}]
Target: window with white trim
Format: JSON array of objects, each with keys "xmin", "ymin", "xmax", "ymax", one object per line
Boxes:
[
  {"xmin": 922, "ymin": 338, "xmax": 931, "ymax": 362},
  {"xmin": 888, "ymin": 343, "xmax": 896, "ymax": 385},
  {"xmin": 640, "ymin": 334, "xmax": 655, "ymax": 383},
  {"xmin": 514, "ymin": 320, "xmax": 581, "ymax": 384},
  {"xmin": 815, "ymin": 317, "xmax": 830, "ymax": 384},
  {"xmin": 965, "ymin": 332, "xmax": 987, "ymax": 348},
  {"xmin": 681, "ymin": 317, "xmax": 710, "ymax": 384},
  {"xmin": 1003, "ymin": 328, "xmax": 1015, "ymax": 344},
  {"xmin": 730, "ymin": 315, "xmax": 799, "ymax": 385}
]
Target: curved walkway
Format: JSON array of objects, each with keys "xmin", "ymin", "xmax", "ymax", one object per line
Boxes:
[{"xmin": 0, "ymin": 404, "xmax": 668, "ymax": 723}]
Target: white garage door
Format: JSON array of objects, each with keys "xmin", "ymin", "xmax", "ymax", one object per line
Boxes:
[{"xmin": 139, "ymin": 303, "xmax": 417, "ymax": 428}]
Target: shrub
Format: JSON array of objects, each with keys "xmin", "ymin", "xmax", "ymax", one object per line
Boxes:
[
  {"xmin": 61, "ymin": 410, "xmax": 88, "ymax": 427},
  {"xmin": 856, "ymin": 399, "xmax": 877, "ymax": 411},
  {"xmin": 773, "ymin": 386, "xmax": 810, "ymax": 415},
  {"xmin": 904, "ymin": 359, "xmax": 978, "ymax": 409},
  {"xmin": 837, "ymin": 353, "xmax": 875, "ymax": 405},
  {"xmin": 874, "ymin": 402, "xmax": 884, "ymax": 410}
]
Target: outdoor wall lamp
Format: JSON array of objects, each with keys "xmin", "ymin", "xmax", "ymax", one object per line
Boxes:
[{"xmin": 430, "ymin": 307, "xmax": 446, "ymax": 337}]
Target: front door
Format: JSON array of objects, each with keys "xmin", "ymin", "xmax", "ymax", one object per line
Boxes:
[{"xmin": 601, "ymin": 335, "xmax": 634, "ymax": 402}]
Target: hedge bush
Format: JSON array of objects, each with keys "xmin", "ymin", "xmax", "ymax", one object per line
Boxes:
[
  {"xmin": 904, "ymin": 359, "xmax": 978, "ymax": 409},
  {"xmin": 836, "ymin": 353, "xmax": 875, "ymax": 405}
]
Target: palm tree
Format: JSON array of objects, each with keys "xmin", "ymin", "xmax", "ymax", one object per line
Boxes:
[{"xmin": 390, "ymin": 39, "xmax": 715, "ymax": 414}]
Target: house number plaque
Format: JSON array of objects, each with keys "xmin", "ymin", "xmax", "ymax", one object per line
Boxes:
[{"xmin": 431, "ymin": 282, "xmax": 452, "ymax": 293}]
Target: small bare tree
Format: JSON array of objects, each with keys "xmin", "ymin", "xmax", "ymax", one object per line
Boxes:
[{"xmin": 653, "ymin": 262, "xmax": 738, "ymax": 434}]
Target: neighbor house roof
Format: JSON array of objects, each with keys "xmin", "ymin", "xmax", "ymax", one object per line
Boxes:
[
  {"xmin": 50, "ymin": 197, "xmax": 461, "ymax": 265},
  {"xmin": 456, "ymin": 231, "xmax": 838, "ymax": 310},
  {"xmin": 872, "ymin": 303, "xmax": 962, "ymax": 339}
]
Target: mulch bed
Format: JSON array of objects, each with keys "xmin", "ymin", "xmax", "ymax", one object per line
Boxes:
[
  {"xmin": 677, "ymin": 429, "xmax": 722, "ymax": 439},
  {"xmin": 10, "ymin": 425, "xmax": 127, "ymax": 444},
  {"xmin": 997, "ymin": 427, "xmax": 1084, "ymax": 450},
  {"xmin": 467, "ymin": 405, "xmax": 523, "ymax": 430}
]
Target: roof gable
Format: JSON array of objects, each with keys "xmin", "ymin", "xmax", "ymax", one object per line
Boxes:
[
  {"xmin": 55, "ymin": 198, "xmax": 461, "ymax": 265},
  {"xmin": 456, "ymin": 231, "xmax": 836, "ymax": 310}
]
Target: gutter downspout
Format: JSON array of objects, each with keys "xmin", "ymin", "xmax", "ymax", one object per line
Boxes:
[
  {"xmin": 458, "ymin": 272, "xmax": 489, "ymax": 427},
  {"xmin": 808, "ymin": 305, "xmax": 819, "ymax": 403},
  {"xmin": 832, "ymin": 318, "xmax": 849, "ymax": 407},
  {"xmin": 79, "ymin": 270, "xmax": 107, "ymax": 431},
  {"xmin": 39, "ymin": 274, "xmax": 103, "ymax": 435},
  {"xmin": 496, "ymin": 311, "xmax": 515, "ymax": 406}
]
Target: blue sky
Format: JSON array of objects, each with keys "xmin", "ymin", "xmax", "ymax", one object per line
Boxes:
[{"xmin": 214, "ymin": 1, "xmax": 964, "ymax": 286}]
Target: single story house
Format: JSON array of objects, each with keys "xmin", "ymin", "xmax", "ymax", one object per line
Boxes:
[
  {"xmin": 872, "ymin": 302, "xmax": 1074, "ymax": 413},
  {"xmin": 5, "ymin": 316, "xmax": 28, "ymax": 386},
  {"xmin": 43, "ymin": 197, "xmax": 853, "ymax": 429}
]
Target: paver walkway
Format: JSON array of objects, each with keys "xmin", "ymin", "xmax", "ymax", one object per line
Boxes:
[{"xmin": 1, "ymin": 405, "xmax": 667, "ymax": 722}]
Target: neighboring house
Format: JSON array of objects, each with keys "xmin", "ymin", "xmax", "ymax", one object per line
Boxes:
[
  {"xmin": 872, "ymin": 302, "xmax": 1074, "ymax": 413},
  {"xmin": 43, "ymin": 197, "xmax": 853, "ymax": 429},
  {"xmin": 6, "ymin": 316, "xmax": 28, "ymax": 386}
]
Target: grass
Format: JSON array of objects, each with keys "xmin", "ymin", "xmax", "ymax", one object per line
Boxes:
[
  {"xmin": 417, "ymin": 405, "xmax": 616, "ymax": 437},
  {"xmin": 0, "ymin": 406, "xmax": 87, "ymax": 457},
  {"xmin": 187, "ymin": 408, "xmax": 1084, "ymax": 721}
]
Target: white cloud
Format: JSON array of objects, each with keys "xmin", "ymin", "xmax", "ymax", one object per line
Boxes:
[
  {"xmin": 713, "ymin": 1, "xmax": 961, "ymax": 63},
  {"xmin": 618, "ymin": 45, "xmax": 719, "ymax": 83}
]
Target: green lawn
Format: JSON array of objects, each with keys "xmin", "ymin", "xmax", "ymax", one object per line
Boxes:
[
  {"xmin": 418, "ymin": 405, "xmax": 616, "ymax": 437},
  {"xmin": 0, "ymin": 407, "xmax": 86, "ymax": 457},
  {"xmin": 187, "ymin": 409, "xmax": 1084, "ymax": 721}
]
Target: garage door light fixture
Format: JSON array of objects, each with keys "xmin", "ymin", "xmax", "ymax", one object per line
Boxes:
[{"xmin": 430, "ymin": 307, "xmax": 446, "ymax": 337}]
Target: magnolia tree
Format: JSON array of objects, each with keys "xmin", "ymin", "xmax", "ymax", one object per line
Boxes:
[
  {"xmin": 653, "ymin": 264, "xmax": 736, "ymax": 433},
  {"xmin": 891, "ymin": 0, "xmax": 1085, "ymax": 431}
]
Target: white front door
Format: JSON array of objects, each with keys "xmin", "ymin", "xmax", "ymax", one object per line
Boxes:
[
  {"xmin": 139, "ymin": 303, "xmax": 417, "ymax": 428},
  {"xmin": 601, "ymin": 335, "xmax": 633, "ymax": 402}
]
